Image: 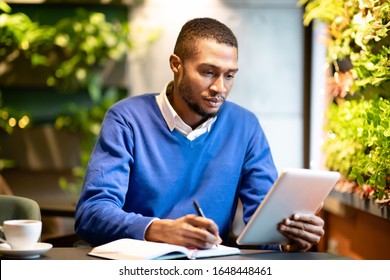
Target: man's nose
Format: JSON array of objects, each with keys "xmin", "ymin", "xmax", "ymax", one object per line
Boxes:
[{"xmin": 210, "ymin": 75, "xmax": 227, "ymax": 94}]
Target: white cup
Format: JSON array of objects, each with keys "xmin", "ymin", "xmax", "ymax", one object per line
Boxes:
[{"xmin": 0, "ymin": 219, "xmax": 42, "ymax": 250}]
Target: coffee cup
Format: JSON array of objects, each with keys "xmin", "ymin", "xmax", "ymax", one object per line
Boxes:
[{"xmin": 0, "ymin": 219, "xmax": 42, "ymax": 250}]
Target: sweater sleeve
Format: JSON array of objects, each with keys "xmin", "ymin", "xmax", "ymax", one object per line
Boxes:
[
  {"xmin": 239, "ymin": 117, "xmax": 279, "ymax": 250},
  {"xmin": 239, "ymin": 118, "xmax": 278, "ymax": 223},
  {"xmin": 74, "ymin": 105, "xmax": 155, "ymax": 246}
]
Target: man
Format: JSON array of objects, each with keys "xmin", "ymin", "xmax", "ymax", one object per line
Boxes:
[{"xmin": 75, "ymin": 17, "xmax": 324, "ymax": 251}]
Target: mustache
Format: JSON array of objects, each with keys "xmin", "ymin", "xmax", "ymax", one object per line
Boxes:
[{"xmin": 205, "ymin": 95, "xmax": 226, "ymax": 102}]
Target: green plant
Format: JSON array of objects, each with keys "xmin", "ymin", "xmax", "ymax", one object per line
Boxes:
[
  {"xmin": 324, "ymin": 98, "xmax": 390, "ymax": 200},
  {"xmin": 299, "ymin": 0, "xmax": 390, "ymax": 202},
  {"xmin": 0, "ymin": 1, "xmax": 159, "ymax": 195},
  {"xmin": 299, "ymin": 0, "xmax": 390, "ymax": 97},
  {"xmin": 0, "ymin": 2, "xmax": 131, "ymax": 129}
]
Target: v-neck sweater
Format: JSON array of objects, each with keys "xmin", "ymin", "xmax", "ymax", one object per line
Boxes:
[{"xmin": 75, "ymin": 93, "xmax": 278, "ymax": 247}]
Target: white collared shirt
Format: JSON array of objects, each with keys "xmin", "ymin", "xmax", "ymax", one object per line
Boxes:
[{"xmin": 155, "ymin": 82, "xmax": 217, "ymax": 141}]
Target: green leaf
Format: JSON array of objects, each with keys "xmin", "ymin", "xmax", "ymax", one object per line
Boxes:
[{"xmin": 0, "ymin": 1, "xmax": 11, "ymax": 13}]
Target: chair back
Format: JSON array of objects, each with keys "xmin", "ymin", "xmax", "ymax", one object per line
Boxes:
[{"xmin": 0, "ymin": 195, "xmax": 41, "ymax": 239}]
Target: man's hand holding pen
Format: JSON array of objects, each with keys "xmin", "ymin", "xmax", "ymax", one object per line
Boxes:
[
  {"xmin": 193, "ymin": 200, "xmax": 222, "ymax": 247},
  {"xmin": 145, "ymin": 214, "xmax": 222, "ymax": 249},
  {"xmin": 190, "ymin": 213, "xmax": 222, "ymax": 248},
  {"xmin": 144, "ymin": 201, "xmax": 222, "ymax": 249}
]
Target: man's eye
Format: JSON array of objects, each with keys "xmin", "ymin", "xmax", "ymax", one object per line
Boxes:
[
  {"xmin": 226, "ymin": 73, "xmax": 236, "ymax": 80},
  {"xmin": 204, "ymin": 70, "xmax": 215, "ymax": 76}
]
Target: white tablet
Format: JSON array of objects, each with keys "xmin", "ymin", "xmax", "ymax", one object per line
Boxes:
[{"xmin": 236, "ymin": 168, "xmax": 340, "ymax": 245}]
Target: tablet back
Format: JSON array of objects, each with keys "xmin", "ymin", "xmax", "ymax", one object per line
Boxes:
[{"xmin": 236, "ymin": 168, "xmax": 340, "ymax": 245}]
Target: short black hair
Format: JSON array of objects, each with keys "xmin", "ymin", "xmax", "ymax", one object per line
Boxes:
[{"xmin": 174, "ymin": 17, "xmax": 238, "ymax": 60}]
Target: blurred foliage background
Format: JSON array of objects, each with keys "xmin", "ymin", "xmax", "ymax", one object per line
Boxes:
[
  {"xmin": 0, "ymin": 0, "xmax": 159, "ymax": 195},
  {"xmin": 299, "ymin": 0, "xmax": 390, "ymax": 202}
]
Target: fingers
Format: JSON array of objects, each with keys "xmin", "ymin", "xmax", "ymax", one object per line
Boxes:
[
  {"xmin": 278, "ymin": 213, "xmax": 325, "ymax": 252},
  {"xmin": 187, "ymin": 214, "xmax": 220, "ymax": 237},
  {"xmin": 184, "ymin": 215, "xmax": 222, "ymax": 248},
  {"xmin": 290, "ymin": 213, "xmax": 324, "ymax": 228},
  {"xmin": 145, "ymin": 215, "xmax": 222, "ymax": 249}
]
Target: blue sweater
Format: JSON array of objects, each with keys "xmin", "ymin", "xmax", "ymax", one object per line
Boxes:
[{"xmin": 75, "ymin": 94, "xmax": 278, "ymax": 247}]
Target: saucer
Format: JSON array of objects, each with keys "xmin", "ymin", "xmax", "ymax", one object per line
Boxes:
[{"xmin": 0, "ymin": 242, "xmax": 53, "ymax": 259}]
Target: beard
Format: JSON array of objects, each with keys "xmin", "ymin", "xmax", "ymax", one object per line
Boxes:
[{"xmin": 178, "ymin": 72, "xmax": 221, "ymax": 119}]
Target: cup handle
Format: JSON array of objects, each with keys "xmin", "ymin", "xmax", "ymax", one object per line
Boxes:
[{"xmin": 0, "ymin": 226, "xmax": 9, "ymax": 244}]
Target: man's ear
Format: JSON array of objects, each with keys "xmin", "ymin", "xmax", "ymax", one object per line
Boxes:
[{"xmin": 169, "ymin": 54, "xmax": 181, "ymax": 73}]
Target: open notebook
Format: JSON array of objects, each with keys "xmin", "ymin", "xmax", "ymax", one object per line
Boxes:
[{"xmin": 88, "ymin": 238, "xmax": 241, "ymax": 260}]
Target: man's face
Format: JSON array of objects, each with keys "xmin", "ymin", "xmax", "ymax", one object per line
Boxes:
[{"xmin": 172, "ymin": 39, "xmax": 238, "ymax": 126}]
